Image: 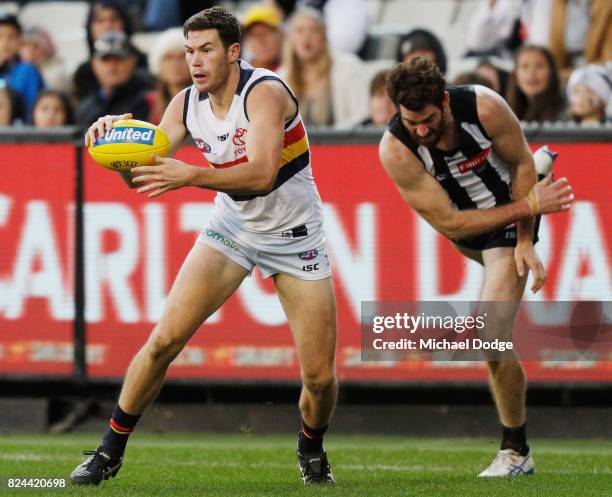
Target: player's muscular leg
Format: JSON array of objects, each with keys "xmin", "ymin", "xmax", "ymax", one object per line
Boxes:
[
  {"xmin": 480, "ymin": 247, "xmax": 529, "ymax": 428},
  {"xmin": 118, "ymin": 243, "xmax": 249, "ymax": 414},
  {"xmin": 274, "ymin": 274, "xmax": 338, "ymax": 429}
]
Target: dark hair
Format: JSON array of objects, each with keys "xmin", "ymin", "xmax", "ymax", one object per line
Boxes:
[
  {"xmin": 387, "ymin": 57, "xmax": 446, "ymax": 111},
  {"xmin": 85, "ymin": 0, "xmax": 133, "ymax": 54},
  {"xmin": 452, "ymin": 71, "xmax": 493, "ymax": 89},
  {"xmin": 396, "ymin": 29, "xmax": 447, "ymax": 74},
  {"xmin": 183, "ymin": 6, "xmax": 241, "ymax": 50},
  {"xmin": 33, "ymin": 90, "xmax": 74, "ymax": 125},
  {"xmin": 370, "ymin": 69, "xmax": 390, "ymax": 96},
  {"xmin": 0, "ymin": 86, "xmax": 25, "ymax": 124},
  {"xmin": 0, "ymin": 13, "xmax": 21, "ymax": 33},
  {"xmin": 505, "ymin": 45, "xmax": 564, "ymax": 123}
]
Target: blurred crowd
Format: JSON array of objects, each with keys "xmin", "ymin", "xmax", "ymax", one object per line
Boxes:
[{"xmin": 0, "ymin": 0, "xmax": 610, "ymax": 131}]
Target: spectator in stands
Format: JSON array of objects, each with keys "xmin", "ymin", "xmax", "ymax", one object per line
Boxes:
[
  {"xmin": 143, "ymin": 0, "xmax": 219, "ymax": 31},
  {"xmin": 360, "ymin": 69, "xmax": 394, "ymax": 127},
  {"xmin": 241, "ymin": 4, "xmax": 283, "ymax": 72},
  {"xmin": 452, "ymin": 71, "xmax": 494, "ymax": 89},
  {"xmin": 396, "ymin": 29, "xmax": 447, "ymax": 75},
  {"xmin": 278, "ymin": 8, "xmax": 369, "ymax": 128},
  {"xmin": 474, "ymin": 58, "xmax": 510, "ymax": 96},
  {"xmin": 0, "ymin": 13, "xmax": 45, "ymax": 120},
  {"xmin": 146, "ymin": 28, "xmax": 191, "ymax": 124},
  {"xmin": 505, "ymin": 45, "xmax": 564, "ymax": 123},
  {"xmin": 32, "ymin": 89, "xmax": 73, "ymax": 127},
  {"xmin": 75, "ymin": 32, "xmax": 150, "ymax": 129},
  {"xmin": 266, "ymin": 0, "xmax": 369, "ymax": 54},
  {"xmin": 19, "ymin": 27, "xmax": 68, "ymax": 92},
  {"xmin": 566, "ymin": 64, "xmax": 611, "ymax": 125},
  {"xmin": 465, "ymin": 0, "xmax": 522, "ymax": 59},
  {"xmin": 73, "ymin": 0, "xmax": 149, "ymax": 102},
  {"xmin": 466, "ymin": 0, "xmax": 612, "ymax": 80},
  {"xmin": 548, "ymin": 0, "xmax": 612, "ymax": 80},
  {"xmin": 0, "ymin": 84, "xmax": 24, "ymax": 126}
]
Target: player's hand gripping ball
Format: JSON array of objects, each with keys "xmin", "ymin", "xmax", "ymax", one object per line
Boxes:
[{"xmin": 88, "ymin": 119, "xmax": 170, "ymax": 171}]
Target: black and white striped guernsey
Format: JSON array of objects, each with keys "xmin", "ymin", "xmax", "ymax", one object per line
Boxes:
[{"xmin": 388, "ymin": 85, "xmax": 513, "ymax": 211}]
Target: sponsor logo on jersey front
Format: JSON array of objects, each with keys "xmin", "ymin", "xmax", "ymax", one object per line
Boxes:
[
  {"xmin": 217, "ymin": 132, "xmax": 229, "ymax": 141},
  {"xmin": 298, "ymin": 249, "xmax": 318, "ymax": 261},
  {"xmin": 194, "ymin": 138, "xmax": 212, "ymax": 153},
  {"xmin": 232, "ymin": 128, "xmax": 247, "ymax": 146},
  {"xmin": 233, "ymin": 128, "xmax": 247, "ymax": 158},
  {"xmin": 95, "ymin": 127, "xmax": 155, "ymax": 146},
  {"xmin": 457, "ymin": 147, "xmax": 491, "ymax": 174}
]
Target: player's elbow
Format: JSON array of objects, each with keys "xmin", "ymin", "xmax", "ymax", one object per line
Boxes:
[
  {"xmin": 438, "ymin": 218, "xmax": 466, "ymax": 239},
  {"xmin": 250, "ymin": 166, "xmax": 277, "ymax": 194}
]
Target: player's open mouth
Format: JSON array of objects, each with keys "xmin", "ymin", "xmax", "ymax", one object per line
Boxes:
[{"xmin": 193, "ymin": 74, "xmax": 206, "ymax": 82}]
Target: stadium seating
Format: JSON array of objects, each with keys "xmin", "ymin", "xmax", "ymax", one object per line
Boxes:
[{"xmin": 18, "ymin": 1, "xmax": 89, "ymax": 73}]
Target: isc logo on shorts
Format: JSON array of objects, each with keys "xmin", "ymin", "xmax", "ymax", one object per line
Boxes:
[{"xmin": 95, "ymin": 127, "xmax": 155, "ymax": 146}]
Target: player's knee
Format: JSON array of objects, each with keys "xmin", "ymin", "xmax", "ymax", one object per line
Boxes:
[
  {"xmin": 302, "ymin": 370, "xmax": 336, "ymax": 396},
  {"xmin": 146, "ymin": 331, "xmax": 185, "ymax": 365}
]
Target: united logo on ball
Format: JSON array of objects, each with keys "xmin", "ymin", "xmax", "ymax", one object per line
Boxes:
[{"xmin": 88, "ymin": 119, "xmax": 170, "ymax": 171}]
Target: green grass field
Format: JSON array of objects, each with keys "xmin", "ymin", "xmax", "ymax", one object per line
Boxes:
[{"xmin": 1, "ymin": 434, "xmax": 611, "ymax": 496}]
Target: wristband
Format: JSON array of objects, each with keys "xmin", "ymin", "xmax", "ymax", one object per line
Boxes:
[{"xmin": 526, "ymin": 187, "xmax": 540, "ymax": 215}]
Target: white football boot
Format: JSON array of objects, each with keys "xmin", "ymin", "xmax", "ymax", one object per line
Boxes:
[{"xmin": 478, "ymin": 449, "xmax": 535, "ymax": 477}]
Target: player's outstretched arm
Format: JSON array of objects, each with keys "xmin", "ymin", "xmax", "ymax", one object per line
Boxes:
[
  {"xmin": 379, "ymin": 131, "xmax": 574, "ymax": 240},
  {"xmin": 132, "ymin": 81, "xmax": 288, "ymax": 198}
]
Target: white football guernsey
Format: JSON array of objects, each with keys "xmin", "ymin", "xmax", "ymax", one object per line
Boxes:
[{"xmin": 183, "ymin": 59, "xmax": 325, "ymax": 253}]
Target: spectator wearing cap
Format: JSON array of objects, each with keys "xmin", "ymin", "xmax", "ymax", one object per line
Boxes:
[
  {"xmin": 396, "ymin": 29, "xmax": 447, "ymax": 75},
  {"xmin": 19, "ymin": 27, "xmax": 68, "ymax": 92},
  {"xmin": 146, "ymin": 28, "xmax": 191, "ymax": 124},
  {"xmin": 566, "ymin": 64, "xmax": 611, "ymax": 125},
  {"xmin": 0, "ymin": 13, "xmax": 45, "ymax": 120},
  {"xmin": 73, "ymin": 0, "xmax": 149, "ymax": 102},
  {"xmin": 241, "ymin": 4, "xmax": 283, "ymax": 71},
  {"xmin": 75, "ymin": 32, "xmax": 150, "ymax": 129}
]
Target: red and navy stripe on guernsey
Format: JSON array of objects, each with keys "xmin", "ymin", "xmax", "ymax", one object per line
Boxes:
[{"xmin": 210, "ymin": 120, "xmax": 310, "ymax": 202}]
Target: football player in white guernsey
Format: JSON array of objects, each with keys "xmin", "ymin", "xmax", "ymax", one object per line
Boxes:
[
  {"xmin": 73, "ymin": 7, "xmax": 336, "ymax": 486},
  {"xmin": 379, "ymin": 58, "xmax": 575, "ymax": 477}
]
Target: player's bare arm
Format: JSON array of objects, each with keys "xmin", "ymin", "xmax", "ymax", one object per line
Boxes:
[
  {"xmin": 379, "ymin": 130, "xmax": 574, "ymax": 240},
  {"xmin": 132, "ymin": 80, "xmax": 291, "ymax": 198},
  {"xmin": 475, "ymin": 87, "xmax": 547, "ymax": 292}
]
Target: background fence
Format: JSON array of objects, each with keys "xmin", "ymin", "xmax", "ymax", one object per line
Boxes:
[{"xmin": 1, "ymin": 126, "xmax": 610, "ymax": 387}]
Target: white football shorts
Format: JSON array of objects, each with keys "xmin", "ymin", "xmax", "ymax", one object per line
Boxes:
[{"xmin": 196, "ymin": 216, "xmax": 332, "ymax": 281}]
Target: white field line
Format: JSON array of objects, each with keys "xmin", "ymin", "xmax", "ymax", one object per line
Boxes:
[{"xmin": 0, "ymin": 453, "xmax": 610, "ymax": 475}]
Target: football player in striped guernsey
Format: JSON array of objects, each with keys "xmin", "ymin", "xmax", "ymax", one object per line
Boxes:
[{"xmin": 379, "ymin": 57, "xmax": 574, "ymax": 477}]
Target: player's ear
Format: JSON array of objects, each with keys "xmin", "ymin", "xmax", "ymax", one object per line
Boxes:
[{"xmin": 227, "ymin": 42, "xmax": 240, "ymax": 62}]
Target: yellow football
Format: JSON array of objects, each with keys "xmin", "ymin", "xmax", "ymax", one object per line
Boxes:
[{"xmin": 88, "ymin": 119, "xmax": 170, "ymax": 171}]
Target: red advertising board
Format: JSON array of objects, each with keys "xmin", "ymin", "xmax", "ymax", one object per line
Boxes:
[{"xmin": 1, "ymin": 141, "xmax": 611, "ymax": 382}]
